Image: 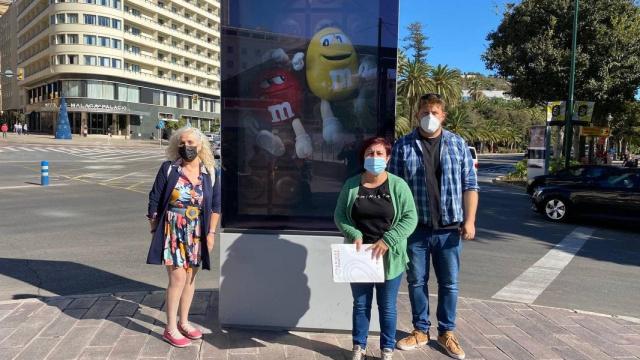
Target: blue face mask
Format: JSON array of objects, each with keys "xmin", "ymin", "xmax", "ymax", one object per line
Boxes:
[{"xmin": 364, "ymin": 157, "xmax": 387, "ymax": 175}]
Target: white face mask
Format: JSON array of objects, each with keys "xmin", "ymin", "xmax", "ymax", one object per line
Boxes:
[{"xmin": 420, "ymin": 114, "xmax": 441, "ymax": 134}]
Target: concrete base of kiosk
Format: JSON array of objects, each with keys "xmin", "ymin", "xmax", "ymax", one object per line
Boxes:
[{"xmin": 219, "ymin": 232, "xmax": 381, "ymax": 331}]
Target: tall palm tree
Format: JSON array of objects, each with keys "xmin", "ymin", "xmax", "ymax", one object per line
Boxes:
[
  {"xmin": 430, "ymin": 65, "xmax": 462, "ymax": 106},
  {"xmin": 397, "ymin": 57, "xmax": 433, "ymax": 127},
  {"xmin": 445, "ymin": 107, "xmax": 476, "ymax": 142},
  {"xmin": 468, "ymin": 78, "xmax": 485, "ymax": 101}
]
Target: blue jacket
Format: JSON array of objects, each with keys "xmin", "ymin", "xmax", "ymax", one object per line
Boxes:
[{"xmin": 147, "ymin": 160, "xmax": 221, "ymax": 270}]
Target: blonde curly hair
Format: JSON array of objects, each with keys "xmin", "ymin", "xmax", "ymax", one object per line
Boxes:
[{"xmin": 166, "ymin": 126, "xmax": 216, "ymax": 175}]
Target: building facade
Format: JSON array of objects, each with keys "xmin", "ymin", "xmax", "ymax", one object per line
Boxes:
[
  {"xmin": 13, "ymin": 0, "xmax": 220, "ymax": 137},
  {"xmin": 1, "ymin": 2, "xmax": 20, "ymax": 123}
]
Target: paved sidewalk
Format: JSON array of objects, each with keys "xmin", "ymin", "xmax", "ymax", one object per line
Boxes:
[
  {"xmin": 1, "ymin": 134, "xmax": 166, "ymax": 147},
  {"xmin": 0, "ymin": 291, "xmax": 638, "ymax": 360}
]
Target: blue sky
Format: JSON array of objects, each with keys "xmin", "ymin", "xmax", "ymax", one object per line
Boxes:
[{"xmin": 398, "ymin": 0, "xmax": 511, "ymax": 75}]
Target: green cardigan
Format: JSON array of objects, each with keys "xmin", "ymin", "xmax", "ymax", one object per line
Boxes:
[{"xmin": 334, "ymin": 172, "xmax": 418, "ymax": 280}]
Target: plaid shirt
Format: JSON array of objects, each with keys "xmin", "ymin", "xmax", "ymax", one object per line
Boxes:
[{"xmin": 389, "ymin": 129, "xmax": 479, "ymax": 226}]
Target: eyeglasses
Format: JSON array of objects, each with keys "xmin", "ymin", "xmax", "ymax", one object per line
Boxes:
[{"xmin": 420, "ymin": 93, "xmax": 442, "ymax": 100}]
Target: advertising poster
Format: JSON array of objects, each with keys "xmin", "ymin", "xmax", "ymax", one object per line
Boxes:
[
  {"xmin": 546, "ymin": 101, "xmax": 566, "ymax": 123},
  {"xmin": 221, "ymin": 0, "xmax": 399, "ymax": 230},
  {"xmin": 572, "ymin": 101, "xmax": 595, "ymax": 123},
  {"xmin": 528, "ymin": 126, "xmax": 547, "ymax": 180}
]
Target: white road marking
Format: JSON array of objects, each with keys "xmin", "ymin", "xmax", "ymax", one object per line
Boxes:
[
  {"xmin": 0, "ymin": 184, "xmax": 69, "ymax": 190},
  {"xmin": 492, "ymin": 226, "xmax": 595, "ymax": 304},
  {"xmin": 17, "ymin": 147, "xmax": 35, "ymax": 152}
]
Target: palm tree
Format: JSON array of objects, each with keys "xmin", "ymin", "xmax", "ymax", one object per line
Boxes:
[
  {"xmin": 430, "ymin": 65, "xmax": 462, "ymax": 106},
  {"xmin": 445, "ymin": 107, "xmax": 477, "ymax": 142},
  {"xmin": 468, "ymin": 78, "xmax": 485, "ymax": 101},
  {"xmin": 397, "ymin": 56, "xmax": 433, "ymax": 127}
]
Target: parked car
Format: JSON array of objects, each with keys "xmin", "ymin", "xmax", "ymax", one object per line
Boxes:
[
  {"xmin": 531, "ymin": 168, "xmax": 640, "ymax": 222},
  {"xmin": 526, "ymin": 165, "xmax": 620, "ymax": 195},
  {"xmin": 468, "ymin": 146, "xmax": 478, "ymax": 172}
]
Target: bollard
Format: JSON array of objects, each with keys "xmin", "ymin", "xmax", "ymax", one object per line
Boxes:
[{"xmin": 41, "ymin": 160, "xmax": 49, "ymax": 186}]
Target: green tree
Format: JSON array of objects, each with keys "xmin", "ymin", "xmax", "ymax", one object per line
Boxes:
[
  {"xmin": 397, "ymin": 56, "xmax": 433, "ymax": 128},
  {"xmin": 483, "ymin": 0, "xmax": 640, "ymax": 118},
  {"xmin": 430, "ymin": 65, "xmax": 462, "ymax": 107},
  {"xmin": 402, "ymin": 22, "xmax": 430, "ymax": 64}
]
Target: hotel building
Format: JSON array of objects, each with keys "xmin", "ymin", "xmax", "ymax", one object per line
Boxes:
[{"xmin": 10, "ymin": 0, "xmax": 220, "ymax": 137}]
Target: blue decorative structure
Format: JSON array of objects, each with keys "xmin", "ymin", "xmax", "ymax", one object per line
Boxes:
[{"xmin": 55, "ymin": 96, "xmax": 72, "ymax": 139}]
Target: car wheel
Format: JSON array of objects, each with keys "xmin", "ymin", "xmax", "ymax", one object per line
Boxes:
[{"xmin": 543, "ymin": 197, "xmax": 569, "ymax": 222}]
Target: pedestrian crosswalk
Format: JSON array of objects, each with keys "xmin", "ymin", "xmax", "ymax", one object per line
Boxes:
[{"xmin": 0, "ymin": 145, "xmax": 167, "ymax": 161}]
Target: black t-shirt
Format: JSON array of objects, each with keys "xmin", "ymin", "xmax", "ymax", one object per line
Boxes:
[
  {"xmin": 351, "ymin": 179, "xmax": 395, "ymax": 244},
  {"xmin": 420, "ymin": 132, "xmax": 459, "ymax": 230}
]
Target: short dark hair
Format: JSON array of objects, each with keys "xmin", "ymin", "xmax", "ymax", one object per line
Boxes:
[
  {"xmin": 359, "ymin": 137, "xmax": 392, "ymax": 166},
  {"xmin": 416, "ymin": 93, "xmax": 447, "ymax": 115}
]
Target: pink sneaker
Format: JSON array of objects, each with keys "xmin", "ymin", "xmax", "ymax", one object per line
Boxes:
[
  {"xmin": 163, "ymin": 328, "xmax": 192, "ymax": 347},
  {"xmin": 178, "ymin": 322, "xmax": 203, "ymax": 340}
]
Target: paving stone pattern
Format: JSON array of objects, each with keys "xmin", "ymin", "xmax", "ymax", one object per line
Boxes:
[{"xmin": 0, "ymin": 291, "xmax": 637, "ymax": 360}]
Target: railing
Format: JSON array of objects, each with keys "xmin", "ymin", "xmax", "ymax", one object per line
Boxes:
[
  {"xmin": 123, "ymin": 50, "xmax": 219, "ymax": 78},
  {"xmin": 17, "ymin": 3, "xmax": 49, "ymax": 34},
  {"xmin": 123, "ymin": 30, "xmax": 216, "ymax": 64},
  {"xmin": 123, "ymin": 10, "xmax": 219, "ymax": 50},
  {"xmin": 18, "ymin": 23, "xmax": 49, "ymax": 50},
  {"xmin": 123, "ymin": 69, "xmax": 216, "ymax": 92},
  {"xmin": 129, "ymin": 0, "xmax": 220, "ymax": 36}
]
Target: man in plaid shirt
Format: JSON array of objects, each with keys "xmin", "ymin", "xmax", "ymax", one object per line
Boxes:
[{"xmin": 389, "ymin": 94, "xmax": 479, "ymax": 360}]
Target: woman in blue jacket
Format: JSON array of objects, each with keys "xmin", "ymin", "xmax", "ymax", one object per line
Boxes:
[{"xmin": 147, "ymin": 126, "xmax": 221, "ymax": 347}]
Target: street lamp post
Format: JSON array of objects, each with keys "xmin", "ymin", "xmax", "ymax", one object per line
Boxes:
[{"xmin": 563, "ymin": 0, "xmax": 580, "ymax": 168}]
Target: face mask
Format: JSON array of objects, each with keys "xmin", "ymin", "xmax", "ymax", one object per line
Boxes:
[
  {"xmin": 179, "ymin": 145, "xmax": 198, "ymax": 162},
  {"xmin": 420, "ymin": 114, "xmax": 441, "ymax": 134},
  {"xmin": 364, "ymin": 157, "xmax": 387, "ymax": 175}
]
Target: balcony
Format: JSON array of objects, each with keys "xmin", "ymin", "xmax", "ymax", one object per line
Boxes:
[
  {"xmin": 126, "ymin": 0, "xmax": 219, "ymax": 37},
  {"xmin": 123, "ymin": 30, "xmax": 218, "ymax": 65},
  {"xmin": 123, "ymin": 50, "xmax": 219, "ymax": 79}
]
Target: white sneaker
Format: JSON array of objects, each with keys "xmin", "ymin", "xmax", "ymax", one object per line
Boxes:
[
  {"xmin": 351, "ymin": 345, "xmax": 366, "ymax": 360},
  {"xmin": 381, "ymin": 348, "xmax": 394, "ymax": 360}
]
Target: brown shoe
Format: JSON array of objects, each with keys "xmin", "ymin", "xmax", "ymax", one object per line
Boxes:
[
  {"xmin": 437, "ymin": 331, "xmax": 465, "ymax": 360},
  {"xmin": 396, "ymin": 329, "xmax": 429, "ymax": 350}
]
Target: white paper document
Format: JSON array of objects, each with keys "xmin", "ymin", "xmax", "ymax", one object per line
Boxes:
[{"xmin": 331, "ymin": 244, "xmax": 385, "ymax": 283}]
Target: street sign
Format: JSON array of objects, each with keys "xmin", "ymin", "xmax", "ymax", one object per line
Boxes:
[
  {"xmin": 580, "ymin": 127, "xmax": 610, "ymax": 137},
  {"xmin": 156, "ymin": 120, "xmax": 165, "ymax": 129}
]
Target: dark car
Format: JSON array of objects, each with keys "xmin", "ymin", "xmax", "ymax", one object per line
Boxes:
[
  {"xmin": 531, "ymin": 168, "xmax": 640, "ymax": 222},
  {"xmin": 526, "ymin": 165, "xmax": 620, "ymax": 195}
]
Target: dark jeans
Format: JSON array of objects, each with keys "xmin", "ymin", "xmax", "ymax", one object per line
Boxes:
[
  {"xmin": 350, "ymin": 274, "xmax": 403, "ymax": 350},
  {"xmin": 407, "ymin": 227, "xmax": 461, "ymax": 333}
]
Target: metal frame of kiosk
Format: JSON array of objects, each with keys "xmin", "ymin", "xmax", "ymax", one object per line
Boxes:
[{"xmin": 219, "ymin": 0, "xmax": 400, "ymax": 331}]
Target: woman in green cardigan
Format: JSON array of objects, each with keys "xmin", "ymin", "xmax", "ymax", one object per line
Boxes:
[{"xmin": 334, "ymin": 137, "xmax": 418, "ymax": 360}]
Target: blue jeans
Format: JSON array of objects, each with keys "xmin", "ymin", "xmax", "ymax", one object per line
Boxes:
[
  {"xmin": 350, "ymin": 274, "xmax": 403, "ymax": 350},
  {"xmin": 407, "ymin": 227, "xmax": 461, "ymax": 333}
]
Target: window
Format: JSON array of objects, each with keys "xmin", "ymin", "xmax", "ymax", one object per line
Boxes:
[
  {"xmin": 130, "ymin": 46, "xmax": 140, "ymax": 54},
  {"xmin": 67, "ymin": 13, "xmax": 78, "ymax": 23},
  {"xmin": 112, "ymin": 39, "xmax": 121, "ymax": 49},
  {"xmin": 84, "ymin": 14, "xmax": 96, "ymax": 24},
  {"xmin": 112, "ymin": 19, "xmax": 121, "ymax": 29},
  {"xmin": 67, "ymin": 34, "xmax": 79, "ymax": 44},
  {"xmin": 117, "ymin": 84, "xmax": 128, "ymax": 101},
  {"xmin": 102, "ymin": 82, "xmax": 115, "ymax": 100},
  {"xmin": 56, "ymin": 55, "xmax": 66, "ymax": 64},
  {"xmin": 130, "ymin": 8, "xmax": 140, "ymax": 16},
  {"xmin": 130, "ymin": 63, "xmax": 140, "ymax": 72},
  {"xmin": 100, "ymin": 0, "xmax": 108, "ymax": 5},
  {"xmin": 171, "ymin": 56, "xmax": 177, "ymax": 64},
  {"xmin": 63, "ymin": 80, "xmax": 82, "ymax": 97},
  {"xmin": 112, "ymin": 0, "xmax": 120, "ymax": 8},
  {"xmin": 112, "ymin": 58, "xmax": 121, "ymax": 68},
  {"xmin": 86, "ymin": 0, "xmax": 95, "ymax": 4},
  {"xmin": 166, "ymin": 92, "xmax": 177, "ymax": 107},
  {"xmin": 98, "ymin": 16, "xmax": 110, "ymax": 27},
  {"xmin": 99, "ymin": 56, "xmax": 110, "ymax": 66},
  {"xmin": 98, "ymin": 36, "xmax": 110, "ymax": 47},
  {"xmin": 131, "ymin": 27, "xmax": 140, "ymax": 36},
  {"xmin": 84, "ymin": 35, "xmax": 96, "ymax": 45},
  {"xmin": 56, "ymin": 34, "xmax": 66, "ymax": 44},
  {"xmin": 56, "ymin": 14, "xmax": 66, "ymax": 24},
  {"xmin": 127, "ymin": 86, "xmax": 139, "ymax": 102},
  {"xmin": 84, "ymin": 55, "xmax": 97, "ymax": 65},
  {"xmin": 87, "ymin": 80, "xmax": 102, "ymax": 98},
  {"xmin": 67, "ymin": 55, "xmax": 79, "ymax": 64}
]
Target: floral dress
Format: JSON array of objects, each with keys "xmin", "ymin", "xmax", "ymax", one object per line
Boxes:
[{"xmin": 162, "ymin": 166, "xmax": 204, "ymax": 269}]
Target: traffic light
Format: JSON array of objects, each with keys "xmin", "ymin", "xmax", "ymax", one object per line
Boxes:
[
  {"xmin": 17, "ymin": 68, "xmax": 24, "ymax": 81},
  {"xmin": 192, "ymin": 93, "xmax": 199, "ymax": 104}
]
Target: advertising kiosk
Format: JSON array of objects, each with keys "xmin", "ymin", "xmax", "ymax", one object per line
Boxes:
[{"xmin": 219, "ymin": 0, "xmax": 400, "ymax": 331}]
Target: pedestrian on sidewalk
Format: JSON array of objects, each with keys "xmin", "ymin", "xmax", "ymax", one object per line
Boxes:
[
  {"xmin": 16, "ymin": 123, "xmax": 22, "ymax": 135},
  {"xmin": 389, "ymin": 94, "xmax": 479, "ymax": 360},
  {"xmin": 147, "ymin": 126, "xmax": 221, "ymax": 348},
  {"xmin": 334, "ymin": 137, "xmax": 418, "ymax": 360},
  {"xmin": 1, "ymin": 123, "xmax": 7, "ymax": 138},
  {"xmin": 22, "ymin": 122, "xmax": 28, "ymax": 135}
]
